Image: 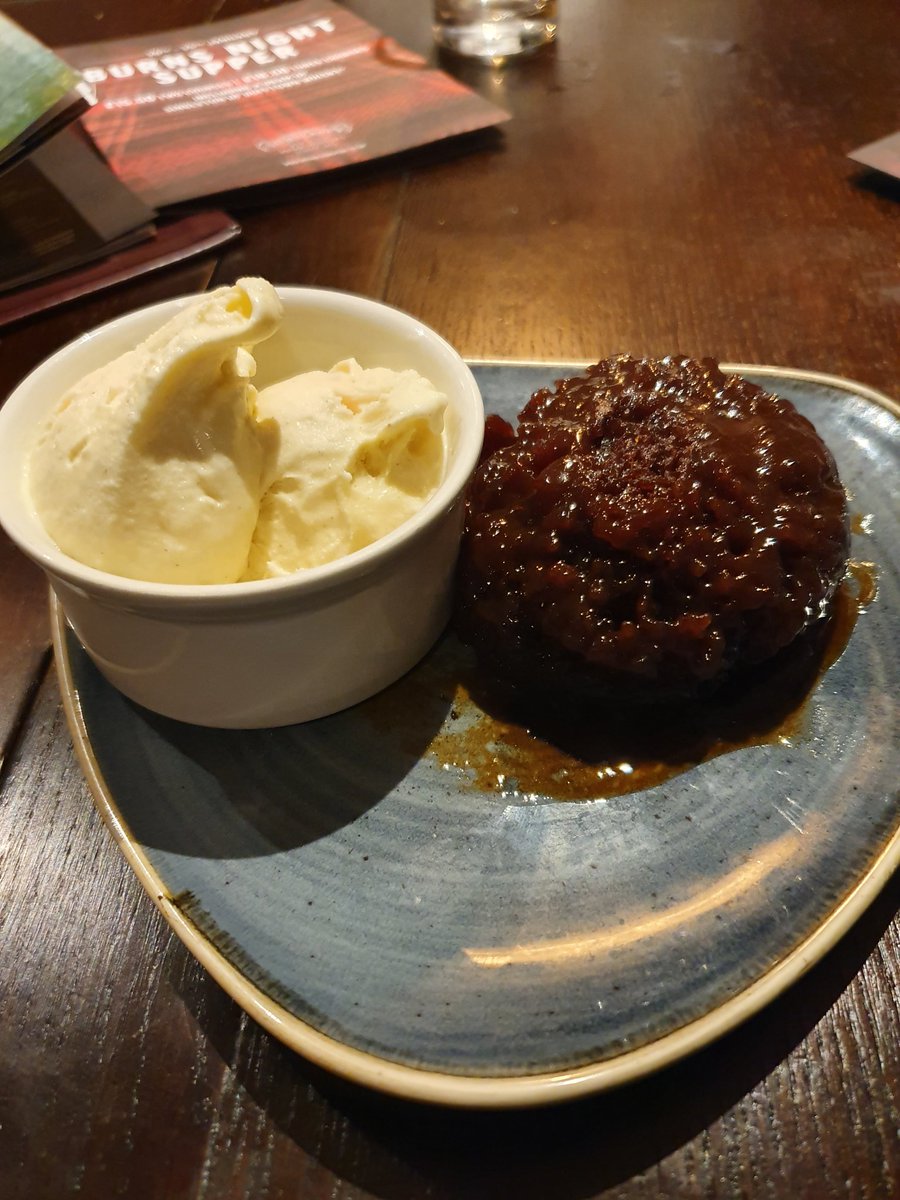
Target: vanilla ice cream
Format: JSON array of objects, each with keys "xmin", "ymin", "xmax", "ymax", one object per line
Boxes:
[
  {"xmin": 29, "ymin": 278, "xmax": 282, "ymax": 584},
  {"xmin": 244, "ymin": 358, "xmax": 445, "ymax": 579},
  {"xmin": 28, "ymin": 279, "xmax": 447, "ymax": 585}
]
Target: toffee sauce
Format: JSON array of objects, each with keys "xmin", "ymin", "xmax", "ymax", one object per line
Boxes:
[
  {"xmin": 457, "ymin": 356, "xmax": 852, "ymax": 706},
  {"xmin": 427, "ymin": 561, "xmax": 877, "ymax": 802}
]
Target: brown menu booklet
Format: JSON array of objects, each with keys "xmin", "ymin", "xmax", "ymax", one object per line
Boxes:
[
  {"xmin": 61, "ymin": 1, "xmax": 510, "ymax": 208},
  {"xmin": 0, "ymin": 210, "xmax": 240, "ymax": 327},
  {"xmin": 0, "ymin": 126, "xmax": 156, "ymax": 292}
]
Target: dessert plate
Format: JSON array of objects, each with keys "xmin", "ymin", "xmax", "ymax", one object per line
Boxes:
[{"xmin": 55, "ymin": 363, "xmax": 900, "ymax": 1108}]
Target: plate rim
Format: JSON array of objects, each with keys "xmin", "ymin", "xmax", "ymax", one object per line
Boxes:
[
  {"xmin": 53, "ymin": 362, "xmax": 900, "ymax": 1109},
  {"xmin": 468, "ymin": 358, "xmax": 900, "ymax": 419}
]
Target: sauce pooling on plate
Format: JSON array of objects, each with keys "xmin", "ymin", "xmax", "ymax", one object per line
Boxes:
[
  {"xmin": 359, "ymin": 562, "xmax": 875, "ymax": 804},
  {"xmin": 431, "ymin": 562, "xmax": 875, "ymax": 801}
]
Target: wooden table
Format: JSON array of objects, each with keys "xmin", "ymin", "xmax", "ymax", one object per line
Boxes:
[{"xmin": 2, "ymin": 2, "xmax": 898, "ymax": 1196}]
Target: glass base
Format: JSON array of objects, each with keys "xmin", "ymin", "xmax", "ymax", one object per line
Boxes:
[{"xmin": 434, "ymin": 9, "xmax": 556, "ymax": 60}]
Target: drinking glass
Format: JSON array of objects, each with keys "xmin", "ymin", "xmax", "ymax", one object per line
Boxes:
[{"xmin": 433, "ymin": 0, "xmax": 557, "ymax": 60}]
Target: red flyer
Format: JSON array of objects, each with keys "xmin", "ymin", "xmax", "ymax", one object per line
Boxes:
[{"xmin": 61, "ymin": 1, "xmax": 509, "ymax": 207}]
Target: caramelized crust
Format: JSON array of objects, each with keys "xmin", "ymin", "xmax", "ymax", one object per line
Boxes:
[{"xmin": 457, "ymin": 356, "xmax": 850, "ymax": 701}]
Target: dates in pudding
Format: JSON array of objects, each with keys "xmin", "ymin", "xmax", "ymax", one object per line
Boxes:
[{"xmin": 456, "ymin": 356, "xmax": 849, "ymax": 703}]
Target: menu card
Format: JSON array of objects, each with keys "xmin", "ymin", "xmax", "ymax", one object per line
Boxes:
[{"xmin": 61, "ymin": 1, "xmax": 510, "ymax": 208}]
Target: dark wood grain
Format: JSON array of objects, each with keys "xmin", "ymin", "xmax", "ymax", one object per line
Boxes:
[
  {"xmin": 208, "ymin": 176, "xmax": 407, "ymax": 296},
  {"xmin": 0, "ymin": 534, "xmax": 48, "ymax": 766},
  {"xmin": 0, "ymin": 0, "xmax": 897, "ymax": 1197},
  {"xmin": 382, "ymin": 1, "xmax": 900, "ymax": 392}
]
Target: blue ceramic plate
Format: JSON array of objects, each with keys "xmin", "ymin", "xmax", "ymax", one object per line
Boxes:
[{"xmin": 56, "ymin": 363, "xmax": 900, "ymax": 1107}]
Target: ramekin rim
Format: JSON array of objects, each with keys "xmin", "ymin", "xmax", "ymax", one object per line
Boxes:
[{"xmin": 0, "ymin": 285, "xmax": 484, "ymax": 609}]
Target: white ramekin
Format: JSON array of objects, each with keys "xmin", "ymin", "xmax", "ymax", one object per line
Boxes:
[{"xmin": 0, "ymin": 287, "xmax": 484, "ymax": 727}]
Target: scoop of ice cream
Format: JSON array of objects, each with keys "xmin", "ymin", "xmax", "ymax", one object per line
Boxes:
[
  {"xmin": 242, "ymin": 358, "xmax": 446, "ymax": 579},
  {"xmin": 29, "ymin": 278, "xmax": 282, "ymax": 585},
  {"xmin": 29, "ymin": 281, "xmax": 448, "ymax": 586}
]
